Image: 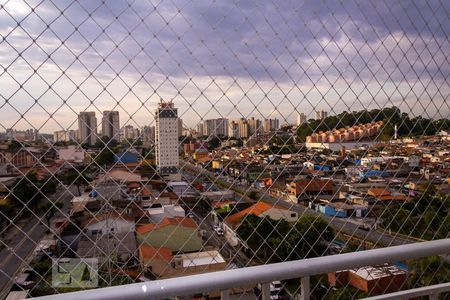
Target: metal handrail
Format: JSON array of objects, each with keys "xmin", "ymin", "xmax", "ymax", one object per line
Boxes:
[
  {"xmin": 363, "ymin": 282, "xmax": 450, "ymax": 300},
  {"xmin": 35, "ymin": 239, "xmax": 450, "ymax": 300}
]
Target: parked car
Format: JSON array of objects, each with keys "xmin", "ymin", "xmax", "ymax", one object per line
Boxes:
[
  {"xmin": 358, "ymin": 223, "xmax": 371, "ymax": 231},
  {"xmin": 214, "ymin": 227, "xmax": 224, "ymax": 236},
  {"xmin": 256, "ymin": 281, "xmax": 285, "ymax": 299}
]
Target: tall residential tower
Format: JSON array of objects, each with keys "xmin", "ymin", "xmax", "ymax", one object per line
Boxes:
[
  {"xmin": 101, "ymin": 111, "xmax": 120, "ymax": 141},
  {"xmin": 297, "ymin": 113, "xmax": 307, "ymax": 126},
  {"xmin": 155, "ymin": 101, "xmax": 179, "ymax": 175},
  {"xmin": 78, "ymin": 111, "xmax": 97, "ymax": 145}
]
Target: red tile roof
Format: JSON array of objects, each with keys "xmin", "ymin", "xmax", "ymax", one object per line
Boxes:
[
  {"xmin": 140, "ymin": 186, "xmax": 152, "ymax": 197},
  {"xmin": 139, "ymin": 245, "xmax": 172, "ymax": 262},
  {"xmin": 136, "ymin": 217, "xmax": 198, "ymax": 234},
  {"xmin": 224, "ymin": 201, "xmax": 286, "ymax": 228},
  {"xmin": 368, "ymin": 188, "xmax": 391, "ymax": 197}
]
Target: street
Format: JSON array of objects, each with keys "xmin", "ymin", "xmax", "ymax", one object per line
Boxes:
[
  {"xmin": 0, "ymin": 185, "xmax": 77, "ymax": 299},
  {"xmin": 194, "ymin": 212, "xmax": 250, "ymax": 268}
]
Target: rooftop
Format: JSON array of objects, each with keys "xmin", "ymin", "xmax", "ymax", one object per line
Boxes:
[
  {"xmin": 136, "ymin": 217, "xmax": 198, "ymax": 234},
  {"xmin": 346, "ymin": 264, "xmax": 408, "ymax": 280},
  {"xmin": 139, "ymin": 245, "xmax": 173, "ymax": 262},
  {"xmin": 225, "ymin": 201, "xmax": 288, "ymax": 227},
  {"xmin": 175, "ymin": 250, "xmax": 226, "ymax": 268}
]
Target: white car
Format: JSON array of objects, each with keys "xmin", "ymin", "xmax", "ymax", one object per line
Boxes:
[{"xmin": 257, "ymin": 281, "xmax": 284, "ymax": 299}]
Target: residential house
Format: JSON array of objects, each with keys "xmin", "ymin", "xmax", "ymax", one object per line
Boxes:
[
  {"xmin": 329, "ymin": 264, "xmax": 408, "ymax": 295},
  {"xmin": 146, "ymin": 204, "xmax": 185, "ymax": 223},
  {"xmin": 139, "ymin": 246, "xmax": 226, "ymax": 278},
  {"xmin": 81, "ymin": 211, "xmax": 135, "ymax": 236},
  {"xmin": 57, "ymin": 145, "xmax": 86, "ymax": 162},
  {"xmin": 193, "ymin": 148, "xmax": 210, "ymax": 163},
  {"xmin": 77, "ymin": 231, "xmax": 137, "ymax": 265},
  {"xmin": 288, "ymin": 177, "xmax": 334, "ymax": 198},
  {"xmin": 367, "ymin": 188, "xmax": 410, "ymax": 204}
]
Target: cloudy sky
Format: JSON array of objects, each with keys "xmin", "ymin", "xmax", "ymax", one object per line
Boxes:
[{"xmin": 0, "ymin": 0, "xmax": 449, "ymax": 133}]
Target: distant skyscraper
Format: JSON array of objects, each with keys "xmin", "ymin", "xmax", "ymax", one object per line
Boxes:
[
  {"xmin": 178, "ymin": 118, "xmax": 183, "ymax": 137},
  {"xmin": 238, "ymin": 118, "xmax": 250, "ymax": 138},
  {"xmin": 228, "ymin": 121, "xmax": 239, "ymax": 138},
  {"xmin": 67, "ymin": 130, "xmax": 77, "ymax": 142},
  {"xmin": 78, "ymin": 112, "xmax": 97, "ymax": 145},
  {"xmin": 248, "ymin": 117, "xmax": 262, "ymax": 135},
  {"xmin": 143, "ymin": 126, "xmax": 155, "ymax": 143},
  {"xmin": 121, "ymin": 125, "xmax": 136, "ymax": 141},
  {"xmin": 101, "ymin": 111, "xmax": 120, "ymax": 141},
  {"xmin": 203, "ymin": 118, "xmax": 229, "ymax": 137},
  {"xmin": 197, "ymin": 123, "xmax": 204, "ymax": 137},
  {"xmin": 263, "ymin": 118, "xmax": 280, "ymax": 132},
  {"xmin": 155, "ymin": 101, "xmax": 179, "ymax": 175},
  {"xmin": 53, "ymin": 130, "xmax": 68, "ymax": 142},
  {"xmin": 297, "ymin": 113, "xmax": 307, "ymax": 126},
  {"xmin": 315, "ymin": 110, "xmax": 328, "ymax": 120}
]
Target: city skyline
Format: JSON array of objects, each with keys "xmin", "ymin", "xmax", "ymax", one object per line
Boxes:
[
  {"xmin": 1, "ymin": 110, "xmax": 291, "ymax": 137},
  {"xmin": 0, "ymin": 1, "xmax": 449, "ymax": 298},
  {"xmin": 1, "ymin": 1, "xmax": 449, "ymax": 133}
]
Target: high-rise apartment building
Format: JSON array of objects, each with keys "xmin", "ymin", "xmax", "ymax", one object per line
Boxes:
[
  {"xmin": 54, "ymin": 130, "xmax": 68, "ymax": 142},
  {"xmin": 197, "ymin": 123, "xmax": 204, "ymax": 137},
  {"xmin": 263, "ymin": 118, "xmax": 280, "ymax": 132},
  {"xmin": 155, "ymin": 101, "xmax": 179, "ymax": 175},
  {"xmin": 178, "ymin": 118, "xmax": 183, "ymax": 137},
  {"xmin": 121, "ymin": 125, "xmax": 140, "ymax": 141},
  {"xmin": 101, "ymin": 111, "xmax": 120, "ymax": 141},
  {"xmin": 315, "ymin": 110, "xmax": 328, "ymax": 120},
  {"xmin": 202, "ymin": 118, "xmax": 229, "ymax": 137},
  {"xmin": 238, "ymin": 118, "xmax": 250, "ymax": 139},
  {"xmin": 143, "ymin": 126, "xmax": 155, "ymax": 143},
  {"xmin": 297, "ymin": 113, "xmax": 307, "ymax": 126},
  {"xmin": 54, "ymin": 130, "xmax": 77, "ymax": 143},
  {"xmin": 228, "ymin": 121, "xmax": 239, "ymax": 138},
  {"xmin": 248, "ymin": 117, "xmax": 262, "ymax": 135},
  {"xmin": 78, "ymin": 112, "xmax": 97, "ymax": 145}
]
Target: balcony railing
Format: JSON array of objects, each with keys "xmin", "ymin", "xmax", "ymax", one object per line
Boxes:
[{"xmin": 33, "ymin": 239, "xmax": 450, "ymax": 300}]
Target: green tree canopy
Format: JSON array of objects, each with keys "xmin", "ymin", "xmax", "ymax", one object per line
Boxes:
[{"xmin": 237, "ymin": 214, "xmax": 334, "ymax": 262}]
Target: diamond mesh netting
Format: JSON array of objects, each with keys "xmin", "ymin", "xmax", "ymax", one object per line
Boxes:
[{"xmin": 0, "ymin": 0, "xmax": 449, "ymax": 299}]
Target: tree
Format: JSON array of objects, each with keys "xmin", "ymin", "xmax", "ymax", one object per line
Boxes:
[
  {"xmin": 8, "ymin": 140, "xmax": 22, "ymax": 150},
  {"xmin": 408, "ymin": 256, "xmax": 450, "ymax": 288},
  {"xmin": 207, "ymin": 136, "xmax": 221, "ymax": 150},
  {"xmin": 288, "ymin": 215, "xmax": 334, "ymax": 259},
  {"xmin": 61, "ymin": 168, "xmax": 91, "ymax": 195},
  {"xmin": 11, "ymin": 172, "xmax": 41, "ymax": 212},
  {"xmin": 94, "ymin": 148, "xmax": 116, "ymax": 167},
  {"xmin": 39, "ymin": 176, "xmax": 57, "ymax": 197},
  {"xmin": 194, "ymin": 197, "xmax": 212, "ymax": 217},
  {"xmin": 39, "ymin": 201, "xmax": 64, "ymax": 228},
  {"xmin": 247, "ymin": 191, "xmax": 259, "ymax": 200},
  {"xmin": 0, "ymin": 197, "xmax": 14, "ymax": 234},
  {"xmin": 296, "ymin": 106, "xmax": 447, "ymax": 142},
  {"xmin": 237, "ymin": 214, "xmax": 334, "ymax": 262}
]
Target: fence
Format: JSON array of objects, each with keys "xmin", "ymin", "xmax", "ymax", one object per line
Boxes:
[{"xmin": 0, "ymin": 1, "xmax": 449, "ymax": 299}]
